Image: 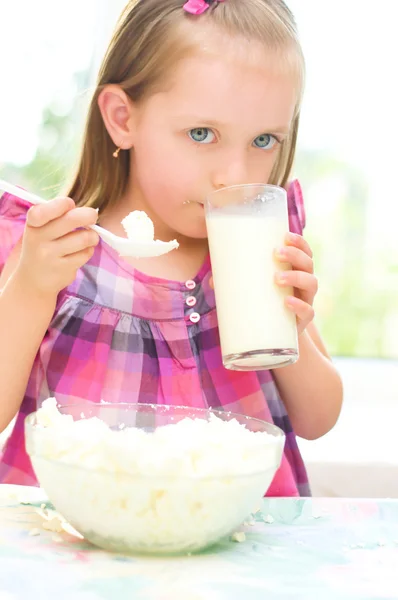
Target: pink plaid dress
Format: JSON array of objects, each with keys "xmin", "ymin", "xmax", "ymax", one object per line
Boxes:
[{"xmin": 0, "ymin": 180, "xmax": 309, "ymax": 495}]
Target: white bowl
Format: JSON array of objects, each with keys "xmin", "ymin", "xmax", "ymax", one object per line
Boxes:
[{"xmin": 25, "ymin": 403, "xmax": 285, "ymax": 555}]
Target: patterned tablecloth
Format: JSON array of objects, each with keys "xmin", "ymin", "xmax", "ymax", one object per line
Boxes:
[{"xmin": 0, "ymin": 484, "xmax": 397, "ymax": 599}]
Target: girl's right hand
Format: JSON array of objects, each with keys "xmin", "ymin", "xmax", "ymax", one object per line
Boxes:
[{"xmin": 14, "ymin": 197, "xmax": 100, "ymax": 297}]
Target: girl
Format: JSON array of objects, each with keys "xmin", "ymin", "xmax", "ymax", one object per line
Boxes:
[{"xmin": 0, "ymin": 0, "xmax": 342, "ymax": 493}]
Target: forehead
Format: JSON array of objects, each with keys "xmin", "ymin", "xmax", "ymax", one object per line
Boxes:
[{"xmin": 148, "ymin": 34, "xmax": 300, "ymax": 129}]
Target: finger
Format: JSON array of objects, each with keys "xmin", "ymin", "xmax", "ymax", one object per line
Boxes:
[
  {"xmin": 55, "ymin": 229, "xmax": 100, "ymax": 257},
  {"xmin": 285, "ymin": 232, "xmax": 313, "ymax": 259},
  {"xmin": 41, "ymin": 207, "xmax": 99, "ymax": 241},
  {"xmin": 209, "ymin": 276, "xmax": 214, "ymax": 289},
  {"xmin": 275, "ymin": 271, "xmax": 318, "ymax": 304},
  {"xmin": 285, "ymin": 295, "xmax": 315, "ymax": 325},
  {"xmin": 27, "ymin": 197, "xmax": 75, "ymax": 228},
  {"xmin": 275, "ymin": 245, "xmax": 314, "ymax": 273},
  {"xmin": 62, "ymin": 245, "xmax": 96, "ymax": 268}
]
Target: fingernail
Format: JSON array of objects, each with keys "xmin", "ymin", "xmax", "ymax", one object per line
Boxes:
[
  {"xmin": 277, "ymin": 247, "xmax": 287, "ymax": 258},
  {"xmin": 276, "ymin": 272, "xmax": 287, "ymax": 283}
]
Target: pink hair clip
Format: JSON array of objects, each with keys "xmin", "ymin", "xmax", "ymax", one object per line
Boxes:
[{"xmin": 183, "ymin": 0, "xmax": 224, "ymax": 16}]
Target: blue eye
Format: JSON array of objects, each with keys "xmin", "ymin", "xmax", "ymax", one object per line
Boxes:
[
  {"xmin": 188, "ymin": 128, "xmax": 215, "ymax": 144},
  {"xmin": 253, "ymin": 134, "xmax": 278, "ymax": 150}
]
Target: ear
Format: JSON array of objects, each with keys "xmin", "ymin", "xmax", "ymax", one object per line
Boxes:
[{"xmin": 97, "ymin": 84, "xmax": 136, "ymax": 149}]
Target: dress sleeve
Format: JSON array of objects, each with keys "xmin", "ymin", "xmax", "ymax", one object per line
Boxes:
[
  {"xmin": 287, "ymin": 179, "xmax": 306, "ymax": 236},
  {"xmin": 0, "ymin": 192, "xmax": 30, "ymax": 274}
]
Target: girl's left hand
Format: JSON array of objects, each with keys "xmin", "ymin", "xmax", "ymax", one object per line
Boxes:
[{"xmin": 275, "ymin": 232, "xmax": 318, "ymax": 335}]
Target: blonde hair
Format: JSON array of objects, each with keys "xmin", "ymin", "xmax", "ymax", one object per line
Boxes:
[{"xmin": 68, "ymin": 0, "xmax": 305, "ymax": 211}]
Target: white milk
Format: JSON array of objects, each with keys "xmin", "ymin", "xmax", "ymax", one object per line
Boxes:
[{"xmin": 206, "ymin": 206, "xmax": 298, "ymax": 370}]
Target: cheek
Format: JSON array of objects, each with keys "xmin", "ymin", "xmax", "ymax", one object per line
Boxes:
[
  {"xmin": 250, "ymin": 151, "xmax": 279, "ymax": 183},
  {"xmin": 133, "ymin": 138, "xmax": 198, "ymax": 207}
]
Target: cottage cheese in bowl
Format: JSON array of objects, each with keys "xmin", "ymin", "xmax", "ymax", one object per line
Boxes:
[{"xmin": 25, "ymin": 401, "xmax": 285, "ymax": 555}]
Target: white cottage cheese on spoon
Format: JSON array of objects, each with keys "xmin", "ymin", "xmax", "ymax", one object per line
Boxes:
[{"xmin": 121, "ymin": 211, "xmax": 155, "ymax": 243}]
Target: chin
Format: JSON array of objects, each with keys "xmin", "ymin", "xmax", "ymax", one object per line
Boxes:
[
  {"xmin": 169, "ymin": 215, "xmax": 207, "ymax": 240},
  {"xmin": 182, "ymin": 221, "xmax": 208, "ymax": 240}
]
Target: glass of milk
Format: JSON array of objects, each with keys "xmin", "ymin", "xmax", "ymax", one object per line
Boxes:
[{"xmin": 205, "ymin": 184, "xmax": 298, "ymax": 370}]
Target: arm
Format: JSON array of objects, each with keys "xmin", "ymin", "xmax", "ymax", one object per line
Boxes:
[
  {"xmin": 273, "ymin": 321, "xmax": 343, "ymax": 440},
  {"xmin": 273, "ymin": 232, "xmax": 343, "ymax": 440},
  {"xmin": 0, "ymin": 197, "xmax": 99, "ymax": 433},
  {"xmin": 0, "ymin": 248, "xmax": 57, "ymax": 432}
]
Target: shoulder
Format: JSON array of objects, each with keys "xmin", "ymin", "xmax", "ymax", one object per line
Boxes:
[
  {"xmin": 286, "ymin": 179, "xmax": 306, "ymax": 235},
  {"xmin": 0, "ymin": 191, "xmax": 31, "ymax": 221},
  {"xmin": 0, "ymin": 191, "xmax": 30, "ymax": 277}
]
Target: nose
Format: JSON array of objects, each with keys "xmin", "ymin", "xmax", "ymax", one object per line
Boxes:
[{"xmin": 211, "ymin": 150, "xmax": 250, "ymax": 190}]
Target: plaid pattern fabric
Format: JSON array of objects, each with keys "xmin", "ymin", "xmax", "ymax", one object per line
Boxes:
[{"xmin": 0, "ymin": 180, "xmax": 310, "ymax": 495}]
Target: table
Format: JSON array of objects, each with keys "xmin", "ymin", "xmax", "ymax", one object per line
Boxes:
[{"xmin": 0, "ymin": 485, "xmax": 397, "ymax": 599}]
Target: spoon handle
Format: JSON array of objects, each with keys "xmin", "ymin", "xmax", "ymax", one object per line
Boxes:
[
  {"xmin": 0, "ymin": 179, "xmax": 100, "ymax": 235},
  {"xmin": 0, "ymin": 180, "xmax": 47, "ymax": 205},
  {"xmin": 90, "ymin": 224, "xmax": 118, "ymax": 241}
]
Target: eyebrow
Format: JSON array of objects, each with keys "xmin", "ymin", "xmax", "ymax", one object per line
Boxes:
[{"xmin": 177, "ymin": 116, "xmax": 291, "ymax": 135}]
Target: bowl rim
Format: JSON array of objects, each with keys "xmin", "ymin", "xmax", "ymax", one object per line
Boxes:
[{"xmin": 25, "ymin": 402, "xmax": 285, "ymax": 438}]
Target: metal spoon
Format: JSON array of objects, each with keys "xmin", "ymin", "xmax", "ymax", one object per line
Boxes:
[{"xmin": 0, "ymin": 180, "xmax": 179, "ymax": 258}]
